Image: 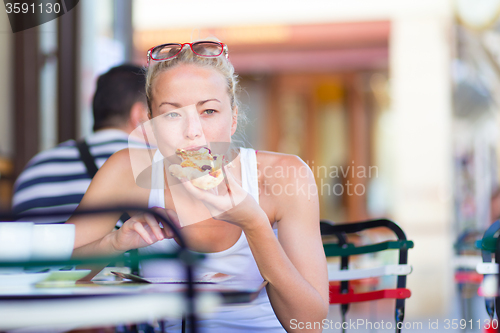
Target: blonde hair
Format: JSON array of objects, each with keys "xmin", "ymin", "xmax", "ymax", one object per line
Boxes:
[{"xmin": 145, "ymin": 46, "xmax": 240, "ymax": 116}]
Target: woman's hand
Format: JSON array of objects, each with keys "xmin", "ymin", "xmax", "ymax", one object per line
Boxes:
[
  {"xmin": 110, "ymin": 207, "xmax": 182, "ymax": 252},
  {"xmin": 180, "ymin": 161, "xmax": 266, "ymax": 230}
]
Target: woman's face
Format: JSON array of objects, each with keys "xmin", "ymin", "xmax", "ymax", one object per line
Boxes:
[{"xmin": 149, "ymin": 63, "xmax": 237, "ymax": 157}]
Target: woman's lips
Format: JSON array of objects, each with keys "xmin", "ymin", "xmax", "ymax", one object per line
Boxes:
[{"xmin": 182, "ymin": 145, "xmax": 206, "ymax": 151}]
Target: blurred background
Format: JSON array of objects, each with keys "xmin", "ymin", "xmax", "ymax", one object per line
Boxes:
[{"xmin": 1, "ymin": 0, "xmax": 500, "ymax": 330}]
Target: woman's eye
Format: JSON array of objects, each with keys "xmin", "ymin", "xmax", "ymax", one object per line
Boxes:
[
  {"xmin": 203, "ymin": 109, "xmax": 216, "ymax": 115},
  {"xmin": 166, "ymin": 112, "xmax": 180, "ymax": 118}
]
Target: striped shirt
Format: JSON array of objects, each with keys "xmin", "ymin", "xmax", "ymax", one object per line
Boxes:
[{"xmin": 12, "ymin": 129, "xmax": 144, "ymax": 224}]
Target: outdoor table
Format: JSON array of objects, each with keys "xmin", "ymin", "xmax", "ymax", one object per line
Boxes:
[
  {"xmin": 0, "ymin": 273, "xmax": 267, "ymax": 331},
  {"xmin": 0, "ymin": 208, "xmax": 267, "ymax": 332}
]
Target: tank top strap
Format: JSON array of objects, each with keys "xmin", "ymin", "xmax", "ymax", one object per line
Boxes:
[
  {"xmin": 239, "ymin": 147, "xmax": 259, "ymax": 204},
  {"xmin": 148, "ymin": 149, "xmax": 165, "ymax": 208}
]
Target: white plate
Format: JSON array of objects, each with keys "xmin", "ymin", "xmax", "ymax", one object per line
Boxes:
[
  {"xmin": 37, "ymin": 269, "xmax": 92, "ymax": 286},
  {"xmin": 0, "ymin": 272, "xmax": 51, "ymax": 289}
]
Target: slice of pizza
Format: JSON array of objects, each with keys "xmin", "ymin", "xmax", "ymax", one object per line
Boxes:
[{"xmin": 168, "ymin": 147, "xmax": 224, "ymax": 190}]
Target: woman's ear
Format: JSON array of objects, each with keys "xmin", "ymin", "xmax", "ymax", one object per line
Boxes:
[
  {"xmin": 147, "ymin": 97, "xmax": 153, "ymax": 120},
  {"xmin": 230, "ymin": 107, "xmax": 238, "ymax": 136}
]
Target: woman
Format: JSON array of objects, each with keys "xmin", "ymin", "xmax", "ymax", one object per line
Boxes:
[{"xmin": 68, "ymin": 41, "xmax": 329, "ymax": 332}]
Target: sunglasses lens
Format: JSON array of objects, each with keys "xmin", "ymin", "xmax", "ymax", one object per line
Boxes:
[
  {"xmin": 192, "ymin": 42, "xmax": 223, "ymax": 57},
  {"xmin": 152, "ymin": 44, "xmax": 182, "ymax": 60}
]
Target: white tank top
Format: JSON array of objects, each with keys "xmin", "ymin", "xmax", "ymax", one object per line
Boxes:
[{"xmin": 139, "ymin": 148, "xmax": 285, "ymax": 333}]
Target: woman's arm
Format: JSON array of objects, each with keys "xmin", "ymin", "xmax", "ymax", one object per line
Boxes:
[
  {"xmin": 180, "ymin": 153, "xmax": 329, "ymax": 332},
  {"xmin": 66, "ymin": 149, "xmax": 170, "ymax": 258},
  {"xmin": 244, "ymin": 155, "xmax": 329, "ymax": 332}
]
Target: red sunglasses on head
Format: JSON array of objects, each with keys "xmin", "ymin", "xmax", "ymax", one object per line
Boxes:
[{"xmin": 147, "ymin": 41, "xmax": 228, "ymax": 65}]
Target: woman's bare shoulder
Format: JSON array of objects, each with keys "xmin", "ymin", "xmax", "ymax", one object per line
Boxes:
[
  {"xmin": 256, "ymin": 150, "xmax": 317, "ymax": 223},
  {"xmin": 76, "ymin": 148, "xmax": 153, "ymax": 209},
  {"xmin": 103, "ymin": 148, "xmax": 155, "ymax": 170},
  {"xmin": 108, "ymin": 147, "xmax": 155, "ymax": 160},
  {"xmin": 256, "ymin": 150, "xmax": 311, "ymax": 182},
  {"xmin": 96, "ymin": 148, "xmax": 156, "ymax": 188}
]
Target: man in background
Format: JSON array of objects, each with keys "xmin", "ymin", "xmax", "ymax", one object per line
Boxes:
[{"xmin": 12, "ymin": 64, "xmax": 149, "ymax": 224}]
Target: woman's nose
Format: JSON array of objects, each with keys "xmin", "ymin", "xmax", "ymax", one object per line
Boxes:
[{"xmin": 184, "ymin": 112, "xmax": 203, "ymax": 140}]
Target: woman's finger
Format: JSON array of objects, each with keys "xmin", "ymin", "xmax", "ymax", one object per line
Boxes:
[
  {"xmin": 151, "ymin": 206, "xmax": 180, "ymax": 239},
  {"xmin": 181, "ymin": 177, "xmax": 214, "ymax": 201},
  {"xmin": 165, "ymin": 209, "xmax": 181, "ymax": 230},
  {"xmin": 221, "ymin": 163, "xmax": 248, "ymax": 204},
  {"xmin": 143, "ymin": 212, "xmax": 165, "ymax": 241},
  {"xmin": 222, "ymin": 166, "xmax": 238, "ymax": 192},
  {"xmin": 163, "ymin": 227, "xmax": 174, "ymax": 239},
  {"xmin": 150, "ymin": 206, "xmax": 169, "ymax": 228},
  {"xmin": 131, "ymin": 220, "xmax": 155, "ymax": 244}
]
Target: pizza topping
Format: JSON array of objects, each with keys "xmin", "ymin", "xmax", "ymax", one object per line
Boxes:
[
  {"xmin": 201, "ymin": 165, "xmax": 212, "ymax": 171},
  {"xmin": 210, "ymin": 169, "xmax": 222, "ymax": 178},
  {"xmin": 180, "ymin": 160, "xmax": 198, "ymax": 169}
]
